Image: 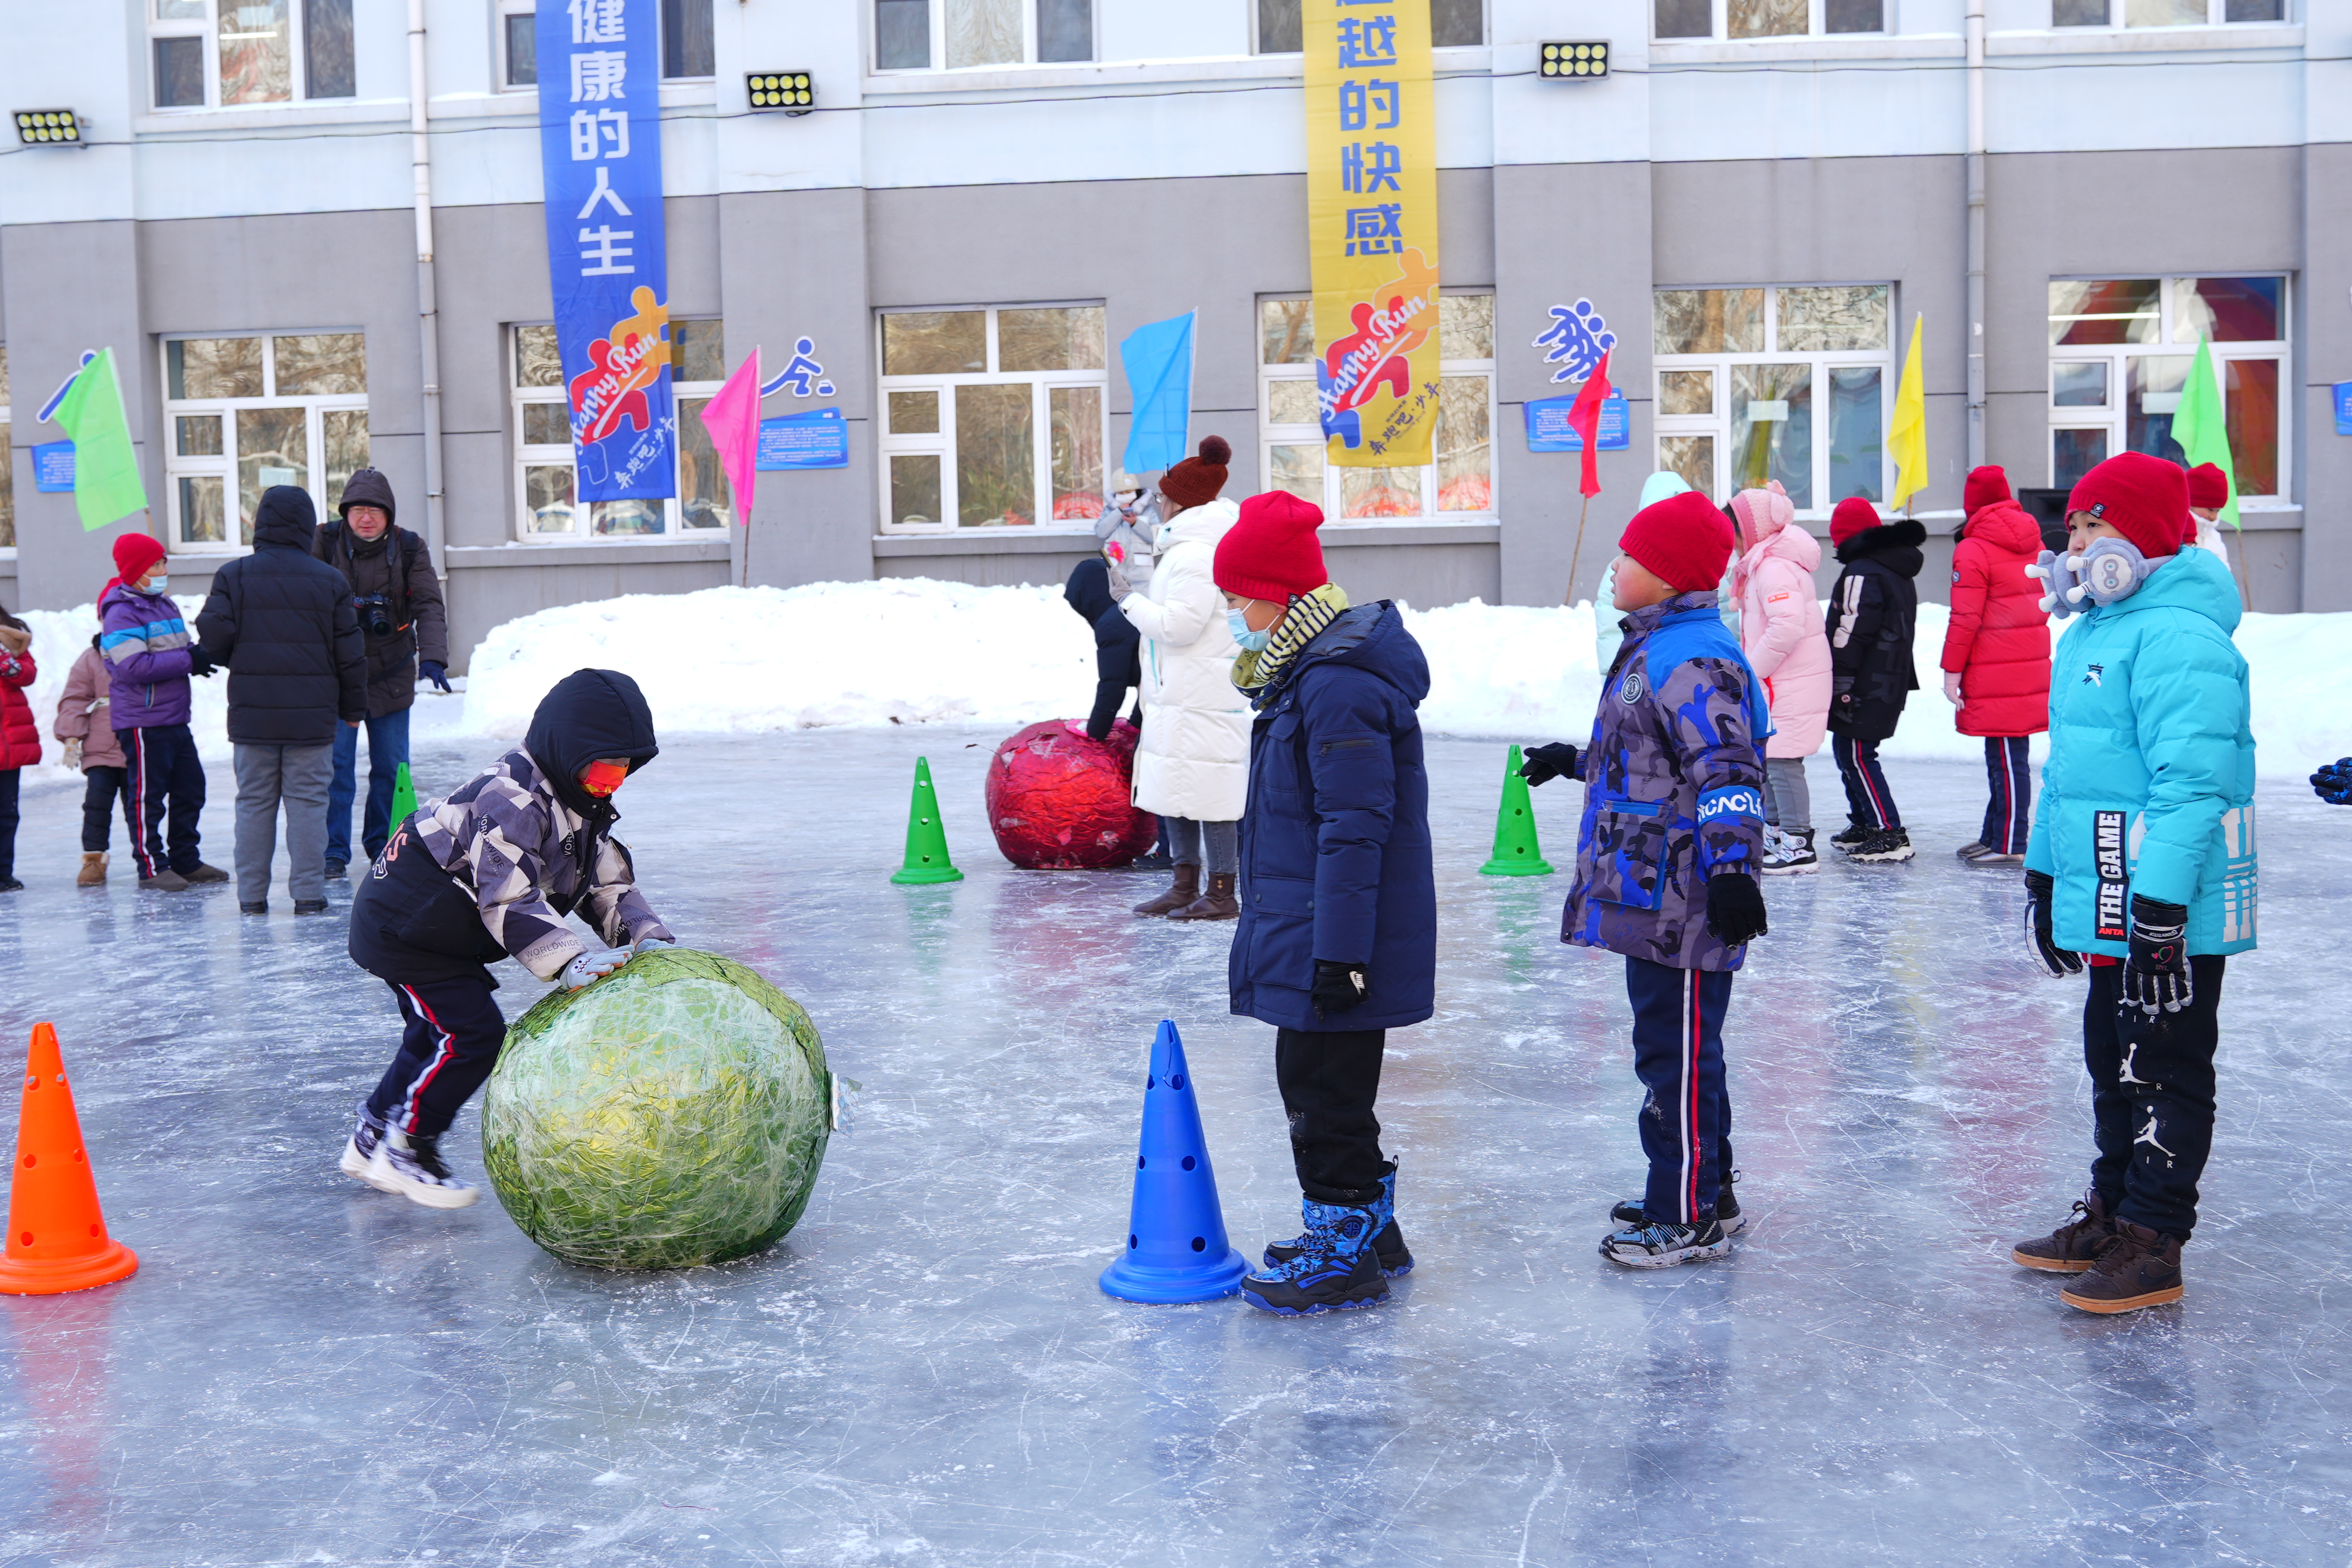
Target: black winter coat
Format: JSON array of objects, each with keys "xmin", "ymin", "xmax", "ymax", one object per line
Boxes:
[
  {"xmin": 1824, "ymin": 519, "xmax": 1925, "ymax": 743},
  {"xmin": 197, "ymin": 487, "xmax": 367, "ymax": 745},
  {"xmin": 314, "ymin": 467, "xmax": 448, "ymax": 718},
  {"xmin": 1063, "ymin": 558, "xmax": 1143, "ymax": 740}
]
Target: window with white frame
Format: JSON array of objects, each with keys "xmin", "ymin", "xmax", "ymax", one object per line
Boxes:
[
  {"xmin": 1651, "ymin": 285, "xmax": 1892, "ymax": 509},
  {"xmin": 876, "ymin": 306, "xmax": 1108, "ymax": 531},
  {"xmin": 0, "ymin": 345, "xmax": 13, "ymax": 551},
  {"xmin": 2046, "ymin": 277, "xmax": 2287, "ymax": 495},
  {"xmin": 162, "ymin": 333, "xmax": 368, "ymax": 553},
  {"xmin": 874, "ymin": 0, "xmax": 1094, "ymax": 68},
  {"xmin": 150, "ymin": 0, "xmax": 355, "ymax": 110},
  {"xmin": 1257, "ymin": 293, "xmax": 1495, "ymax": 522},
  {"xmin": 2054, "ymin": 1, "xmax": 2281, "ymax": 26},
  {"xmin": 662, "ymin": 0, "xmax": 715, "ymax": 77},
  {"xmin": 511, "ymin": 322, "xmax": 734, "ymax": 539},
  {"xmin": 1653, "ymin": 0, "xmax": 1884, "ymax": 39},
  {"xmin": 497, "ymin": 0, "xmax": 536, "ymax": 87},
  {"xmin": 1255, "ymin": 0, "xmax": 1484, "ymax": 51}
]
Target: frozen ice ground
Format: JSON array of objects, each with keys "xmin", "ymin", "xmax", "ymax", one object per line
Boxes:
[{"xmin": 1, "ymin": 727, "xmax": 2347, "ymax": 1568}]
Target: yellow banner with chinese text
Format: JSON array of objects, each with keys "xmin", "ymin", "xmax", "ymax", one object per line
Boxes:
[{"xmin": 1306, "ymin": 0, "xmax": 1441, "ymax": 470}]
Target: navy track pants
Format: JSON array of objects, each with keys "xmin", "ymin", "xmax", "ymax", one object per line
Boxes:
[{"xmin": 1626, "ymin": 955, "xmax": 1735, "ymax": 1226}]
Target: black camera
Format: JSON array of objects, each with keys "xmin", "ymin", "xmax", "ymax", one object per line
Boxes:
[{"xmin": 353, "ymin": 593, "xmax": 395, "ymax": 639}]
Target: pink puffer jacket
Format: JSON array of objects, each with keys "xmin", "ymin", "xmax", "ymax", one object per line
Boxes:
[{"xmin": 1729, "ymin": 484, "xmax": 1833, "ymax": 759}]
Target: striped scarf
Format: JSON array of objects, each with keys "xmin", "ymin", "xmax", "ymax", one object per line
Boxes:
[{"xmin": 1232, "ymin": 583, "xmax": 1351, "ymax": 698}]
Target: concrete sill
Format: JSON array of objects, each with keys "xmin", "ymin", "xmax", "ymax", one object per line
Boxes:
[
  {"xmin": 447, "ymin": 538, "xmax": 732, "ymax": 569},
  {"xmin": 1647, "ymin": 35, "xmax": 1965, "ymax": 66},
  {"xmin": 1985, "ymin": 22, "xmax": 2301, "ymax": 56},
  {"xmin": 861, "ymin": 45, "xmax": 1490, "ymax": 99}
]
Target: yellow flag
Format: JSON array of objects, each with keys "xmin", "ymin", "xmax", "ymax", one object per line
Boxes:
[
  {"xmin": 1305, "ymin": 0, "xmax": 1441, "ymax": 469},
  {"xmin": 1888, "ymin": 313, "xmax": 1929, "ymax": 512}
]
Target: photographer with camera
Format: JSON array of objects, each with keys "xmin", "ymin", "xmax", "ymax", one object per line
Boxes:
[
  {"xmin": 195, "ymin": 486, "xmax": 368, "ymax": 914},
  {"xmin": 314, "ymin": 467, "xmax": 449, "ymax": 876}
]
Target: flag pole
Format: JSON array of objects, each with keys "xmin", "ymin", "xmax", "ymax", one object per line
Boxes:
[{"xmin": 1567, "ymin": 492, "xmax": 1593, "ymax": 606}]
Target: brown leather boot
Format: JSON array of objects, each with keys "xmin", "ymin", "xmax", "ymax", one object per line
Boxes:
[
  {"xmin": 78, "ymin": 851, "xmax": 108, "ymax": 888},
  {"xmin": 2011, "ymin": 1188, "xmax": 2117, "ymax": 1274},
  {"xmin": 1169, "ymin": 871, "xmax": 1239, "ymax": 921},
  {"xmin": 1132, "ymin": 865, "xmax": 1199, "ymax": 917}
]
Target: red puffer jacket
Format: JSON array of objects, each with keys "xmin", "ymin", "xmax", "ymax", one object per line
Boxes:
[
  {"xmin": 0, "ymin": 630, "xmax": 40, "ymax": 770},
  {"xmin": 1939, "ymin": 499, "xmax": 2050, "ymax": 738}
]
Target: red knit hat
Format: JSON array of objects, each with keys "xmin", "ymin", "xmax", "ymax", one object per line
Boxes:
[
  {"xmin": 1963, "ymin": 465, "xmax": 2011, "ymax": 516},
  {"xmin": 1157, "ymin": 436, "xmax": 1232, "ymax": 511},
  {"xmin": 110, "ymin": 532, "xmax": 168, "ymax": 591},
  {"xmin": 1829, "ymin": 497, "xmax": 1883, "ymax": 547},
  {"xmin": 2066, "ymin": 451, "xmax": 2188, "ymax": 559},
  {"xmin": 1618, "ymin": 490, "xmax": 1732, "ymax": 594},
  {"xmin": 1214, "ymin": 490, "xmax": 1327, "ymax": 602},
  {"xmin": 2186, "ymin": 461, "xmax": 2230, "ymax": 511}
]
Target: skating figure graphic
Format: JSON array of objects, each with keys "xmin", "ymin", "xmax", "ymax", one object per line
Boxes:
[{"xmin": 2134, "ymin": 1112, "xmax": 2177, "ymax": 1166}]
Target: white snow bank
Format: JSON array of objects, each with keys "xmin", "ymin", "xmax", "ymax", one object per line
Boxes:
[{"xmin": 8, "ymin": 580, "xmax": 2344, "ymax": 787}]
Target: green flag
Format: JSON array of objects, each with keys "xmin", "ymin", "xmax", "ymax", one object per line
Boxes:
[
  {"xmin": 52, "ymin": 348, "xmax": 149, "ymax": 532},
  {"xmin": 2171, "ymin": 333, "xmax": 2237, "ymax": 530}
]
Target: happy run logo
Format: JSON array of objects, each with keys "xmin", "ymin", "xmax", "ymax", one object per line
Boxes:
[
  {"xmin": 1317, "ymin": 249, "xmax": 1439, "ymax": 449},
  {"xmin": 568, "ymin": 286, "xmax": 672, "ymax": 445}
]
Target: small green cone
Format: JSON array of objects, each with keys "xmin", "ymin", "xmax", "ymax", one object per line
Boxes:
[
  {"xmin": 890, "ymin": 756, "xmax": 965, "ymax": 885},
  {"xmin": 391, "ymin": 761, "xmax": 420, "ymax": 829},
  {"xmin": 1479, "ymin": 743, "xmax": 1554, "ymax": 876}
]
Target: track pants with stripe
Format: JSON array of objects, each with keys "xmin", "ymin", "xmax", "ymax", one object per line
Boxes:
[
  {"xmin": 365, "ymin": 974, "xmax": 508, "ymax": 1141},
  {"xmin": 117, "ymin": 723, "xmax": 207, "ymax": 878},
  {"xmin": 1626, "ymin": 955, "xmax": 1735, "ymax": 1225},
  {"xmin": 1831, "ymin": 734, "xmax": 1901, "ymax": 831},
  {"xmin": 1978, "ymin": 735, "xmax": 2033, "ymax": 854}
]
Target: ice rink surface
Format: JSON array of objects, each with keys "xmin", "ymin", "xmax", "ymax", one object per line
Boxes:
[{"xmin": 1, "ymin": 727, "xmax": 2347, "ymax": 1567}]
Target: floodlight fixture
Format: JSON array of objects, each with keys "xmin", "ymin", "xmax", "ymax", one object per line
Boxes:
[
  {"xmin": 747, "ymin": 72, "xmax": 815, "ymax": 116},
  {"xmin": 1539, "ymin": 42, "xmax": 1609, "ymax": 80},
  {"xmin": 14, "ymin": 109, "xmax": 83, "ymax": 144}
]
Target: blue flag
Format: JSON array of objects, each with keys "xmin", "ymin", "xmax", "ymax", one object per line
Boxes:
[
  {"xmin": 537, "ymin": 0, "xmax": 674, "ymax": 502},
  {"xmin": 1120, "ymin": 311, "xmax": 1195, "ymax": 477}
]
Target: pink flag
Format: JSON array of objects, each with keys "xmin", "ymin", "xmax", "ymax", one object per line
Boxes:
[{"xmin": 695, "ymin": 346, "xmax": 763, "ymax": 531}]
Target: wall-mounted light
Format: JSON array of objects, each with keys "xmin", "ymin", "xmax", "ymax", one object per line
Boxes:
[
  {"xmin": 747, "ymin": 72, "xmax": 814, "ymax": 116},
  {"xmin": 1539, "ymin": 42, "xmax": 1609, "ymax": 80},
  {"xmin": 14, "ymin": 109, "xmax": 83, "ymax": 144}
]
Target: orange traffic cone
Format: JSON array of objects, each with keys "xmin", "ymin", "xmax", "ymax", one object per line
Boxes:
[{"xmin": 0, "ymin": 1024, "xmax": 137, "ymax": 1295}]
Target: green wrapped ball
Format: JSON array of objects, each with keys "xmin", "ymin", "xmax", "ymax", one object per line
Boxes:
[{"xmin": 482, "ymin": 947, "xmax": 832, "ymax": 1270}]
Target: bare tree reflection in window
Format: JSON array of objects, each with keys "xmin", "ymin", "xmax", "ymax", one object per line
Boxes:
[
  {"xmin": 1730, "ymin": 364, "xmax": 1812, "ymax": 507},
  {"xmin": 179, "ymin": 476, "xmax": 228, "ymax": 544},
  {"xmin": 1049, "ymin": 385, "xmax": 1104, "ymax": 519},
  {"xmin": 671, "ymin": 321, "xmax": 727, "ymax": 382},
  {"xmin": 236, "ymin": 407, "xmax": 309, "ymax": 541},
  {"xmin": 1436, "ymin": 375, "xmax": 1490, "ymax": 512},
  {"xmin": 304, "ymin": 0, "xmax": 355, "ymax": 96},
  {"xmin": 1658, "ymin": 435, "xmax": 1714, "ymax": 500},
  {"xmin": 1659, "ymin": 370, "xmax": 1713, "ymax": 417},
  {"xmin": 1728, "ymin": 0, "xmax": 1806, "ymax": 37},
  {"xmin": 676, "ymin": 398, "xmax": 732, "ymax": 528},
  {"xmin": 957, "ymin": 382, "xmax": 1035, "ymax": 526},
  {"xmin": 1001, "ymin": 307, "xmax": 1105, "ymax": 373},
  {"xmin": 1260, "ymin": 300, "xmax": 1315, "ymax": 365},
  {"xmin": 1777, "ymin": 286, "xmax": 1888, "ymax": 353},
  {"xmin": 891, "ymin": 455, "xmax": 942, "ymax": 525},
  {"xmin": 1341, "ymin": 466, "xmax": 1422, "ymax": 519},
  {"xmin": 884, "ymin": 312, "xmax": 987, "ymax": 376},
  {"xmin": 1267, "ymin": 382, "xmax": 1320, "ymax": 426},
  {"xmin": 1258, "ymin": 0, "xmax": 1301, "ymax": 51},
  {"xmin": 274, "ymin": 333, "xmax": 367, "ymax": 396},
  {"xmin": 1438, "ymin": 295, "xmax": 1493, "ymax": 361},
  {"xmin": 1269, "ymin": 444, "xmax": 1323, "ymax": 501},
  {"xmin": 946, "ymin": 0, "xmax": 1021, "ymax": 66},
  {"xmin": 516, "ymin": 326, "xmax": 565, "ymax": 387},
  {"xmin": 1654, "ymin": 290, "xmax": 1764, "ymax": 356},
  {"xmin": 322, "ymin": 409, "xmax": 369, "ymax": 512},
  {"xmin": 171, "ymin": 338, "xmax": 264, "ymax": 400},
  {"xmin": 219, "ymin": 0, "xmax": 293, "ymax": 104}
]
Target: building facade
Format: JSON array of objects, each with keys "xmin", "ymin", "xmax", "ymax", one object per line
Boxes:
[{"xmin": 0, "ymin": 0, "xmax": 2340, "ymax": 666}]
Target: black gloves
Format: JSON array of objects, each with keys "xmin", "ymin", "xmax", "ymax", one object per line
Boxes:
[
  {"xmin": 2023, "ymin": 869, "xmax": 2083, "ymax": 978},
  {"xmin": 2313, "ymin": 758, "xmax": 2352, "ymax": 805},
  {"xmin": 188, "ymin": 647, "xmax": 217, "ymax": 678},
  {"xmin": 421, "ymin": 659, "xmax": 453, "ymax": 694},
  {"xmin": 1519, "ymin": 742, "xmax": 1581, "ymax": 788},
  {"xmin": 1703, "ymin": 872, "xmax": 1768, "ymax": 946},
  {"xmin": 1311, "ymin": 960, "xmax": 1368, "ymax": 1020},
  {"xmin": 2121, "ymin": 894, "xmax": 2191, "ymax": 1015}
]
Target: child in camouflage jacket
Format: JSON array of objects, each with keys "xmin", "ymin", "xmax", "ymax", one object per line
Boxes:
[{"xmin": 1524, "ymin": 491, "xmax": 1771, "ymax": 1269}]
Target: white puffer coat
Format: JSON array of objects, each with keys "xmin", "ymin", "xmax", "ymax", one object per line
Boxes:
[{"xmin": 1119, "ymin": 498, "xmax": 1251, "ymax": 821}]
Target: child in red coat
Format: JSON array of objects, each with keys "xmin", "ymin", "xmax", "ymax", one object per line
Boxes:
[
  {"xmin": 0, "ymin": 605, "xmax": 39, "ymax": 892},
  {"xmin": 1940, "ymin": 467, "xmax": 2052, "ymax": 863}
]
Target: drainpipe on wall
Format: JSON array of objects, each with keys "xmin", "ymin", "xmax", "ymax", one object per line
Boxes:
[
  {"xmin": 1965, "ymin": 0, "xmax": 1988, "ymax": 471},
  {"xmin": 408, "ymin": 0, "xmax": 448, "ymax": 579}
]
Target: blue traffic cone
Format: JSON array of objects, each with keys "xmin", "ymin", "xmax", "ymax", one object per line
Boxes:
[{"xmin": 1098, "ymin": 1021, "xmax": 1250, "ymax": 1304}]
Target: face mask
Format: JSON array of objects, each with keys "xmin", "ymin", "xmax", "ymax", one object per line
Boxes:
[
  {"xmin": 2028, "ymin": 537, "xmax": 2154, "ymax": 622},
  {"xmin": 579, "ymin": 760, "xmax": 629, "ymax": 798},
  {"xmin": 1227, "ymin": 609, "xmax": 1271, "ymax": 653}
]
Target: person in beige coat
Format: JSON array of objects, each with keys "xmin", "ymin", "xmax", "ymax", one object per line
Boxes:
[
  {"xmin": 1117, "ymin": 436, "xmax": 1251, "ymax": 920},
  {"xmin": 53, "ymin": 635, "xmax": 130, "ymax": 886}
]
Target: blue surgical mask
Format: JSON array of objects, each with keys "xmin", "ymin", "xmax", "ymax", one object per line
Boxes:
[{"xmin": 1228, "ymin": 610, "xmax": 1271, "ymax": 653}]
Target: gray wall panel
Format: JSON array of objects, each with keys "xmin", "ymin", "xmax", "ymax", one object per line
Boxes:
[
  {"xmin": 444, "ymin": 558, "xmax": 731, "ymax": 675},
  {"xmin": 2300, "ymin": 142, "xmax": 2349, "ymax": 610}
]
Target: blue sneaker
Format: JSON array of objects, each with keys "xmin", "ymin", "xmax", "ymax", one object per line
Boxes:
[
  {"xmin": 1598, "ymin": 1214, "xmax": 1730, "ymax": 1269},
  {"xmin": 1240, "ymin": 1206, "xmax": 1389, "ymax": 1314},
  {"xmin": 1262, "ymin": 1164, "xmax": 1414, "ymax": 1277}
]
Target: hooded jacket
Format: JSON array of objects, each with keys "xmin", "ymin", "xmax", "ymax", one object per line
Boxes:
[
  {"xmin": 0, "ymin": 623, "xmax": 38, "ymax": 771},
  {"xmin": 98, "ymin": 578, "xmax": 195, "ymax": 731},
  {"xmin": 348, "ymin": 668, "xmax": 671, "ymax": 985},
  {"xmin": 1120, "ymin": 496, "xmax": 1252, "ymax": 821},
  {"xmin": 1562, "ymin": 592, "xmax": 1770, "ymax": 974},
  {"xmin": 52, "ymin": 643, "xmax": 126, "ymax": 771},
  {"xmin": 1825, "ymin": 519, "xmax": 1925, "ymax": 743},
  {"xmin": 196, "ymin": 486, "xmax": 367, "ymax": 746},
  {"xmin": 2025, "ymin": 546, "xmax": 2254, "ymax": 958},
  {"xmin": 1939, "ymin": 499, "xmax": 2051, "ymax": 739},
  {"xmin": 1064, "ymin": 558, "xmax": 1143, "ymax": 741},
  {"xmin": 313, "ymin": 468, "xmax": 450, "ymax": 718},
  {"xmin": 1728, "ymin": 488, "xmax": 1832, "ymax": 760},
  {"xmin": 1230, "ymin": 602, "xmax": 1435, "ymax": 1033}
]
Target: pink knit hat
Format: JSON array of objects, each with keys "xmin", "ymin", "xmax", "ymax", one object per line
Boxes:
[{"xmin": 1728, "ymin": 481, "xmax": 1794, "ymax": 554}]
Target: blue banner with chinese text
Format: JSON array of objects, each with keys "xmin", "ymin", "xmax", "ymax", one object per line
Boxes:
[{"xmin": 537, "ymin": 0, "xmax": 674, "ymax": 501}]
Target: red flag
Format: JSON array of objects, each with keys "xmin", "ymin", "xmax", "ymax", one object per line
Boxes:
[{"xmin": 1567, "ymin": 349, "xmax": 1613, "ymax": 499}]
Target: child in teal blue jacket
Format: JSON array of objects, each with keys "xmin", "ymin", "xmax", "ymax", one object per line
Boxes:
[{"xmin": 2011, "ymin": 452, "xmax": 2255, "ymax": 1315}]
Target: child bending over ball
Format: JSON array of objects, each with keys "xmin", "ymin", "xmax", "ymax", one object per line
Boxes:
[{"xmin": 341, "ymin": 667, "xmax": 676, "ymax": 1208}]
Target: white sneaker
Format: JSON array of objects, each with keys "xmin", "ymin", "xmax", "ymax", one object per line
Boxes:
[
  {"xmin": 1761, "ymin": 827, "xmax": 1820, "ymax": 875},
  {"xmin": 338, "ymin": 1118, "xmax": 397, "ymax": 1191},
  {"xmin": 375, "ymin": 1130, "xmax": 480, "ymax": 1209}
]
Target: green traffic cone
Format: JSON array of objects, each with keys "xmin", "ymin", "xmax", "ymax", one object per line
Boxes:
[
  {"xmin": 391, "ymin": 761, "xmax": 419, "ymax": 829},
  {"xmin": 1479, "ymin": 743, "xmax": 1554, "ymax": 876},
  {"xmin": 890, "ymin": 756, "xmax": 965, "ymax": 885}
]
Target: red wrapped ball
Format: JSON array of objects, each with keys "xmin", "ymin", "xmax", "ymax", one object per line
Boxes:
[{"xmin": 986, "ymin": 720, "xmax": 1160, "ymax": 870}]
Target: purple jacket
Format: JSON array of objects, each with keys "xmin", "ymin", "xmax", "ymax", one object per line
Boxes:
[{"xmin": 99, "ymin": 583, "xmax": 195, "ymax": 729}]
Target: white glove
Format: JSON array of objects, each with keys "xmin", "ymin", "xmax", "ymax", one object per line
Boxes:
[
  {"xmin": 630, "ymin": 934, "xmax": 675, "ymax": 958},
  {"xmin": 560, "ymin": 946, "xmax": 633, "ymax": 989},
  {"xmin": 61, "ymin": 738, "xmax": 82, "ymax": 771},
  {"xmin": 1942, "ymin": 672, "xmax": 1964, "ymax": 709}
]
